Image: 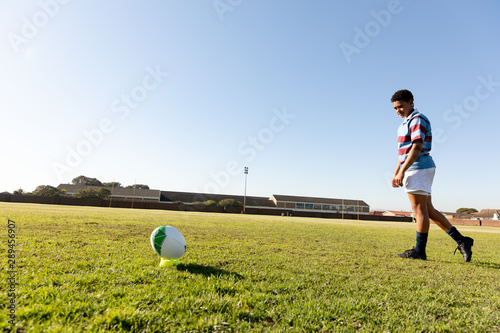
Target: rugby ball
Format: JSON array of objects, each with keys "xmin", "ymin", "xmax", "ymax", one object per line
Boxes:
[{"xmin": 150, "ymin": 226, "xmax": 186, "ymax": 259}]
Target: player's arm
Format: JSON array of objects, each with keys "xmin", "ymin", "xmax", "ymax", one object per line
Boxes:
[
  {"xmin": 392, "ymin": 139, "xmax": 423, "ymax": 187},
  {"xmin": 391, "ymin": 160, "xmax": 402, "ymax": 188}
]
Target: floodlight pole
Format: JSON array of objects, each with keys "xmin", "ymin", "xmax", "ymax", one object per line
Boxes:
[{"xmin": 243, "ymin": 167, "xmax": 248, "ymax": 213}]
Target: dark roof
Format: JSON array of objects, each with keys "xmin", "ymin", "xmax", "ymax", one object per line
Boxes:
[
  {"xmin": 58, "ymin": 184, "xmax": 161, "ymax": 199},
  {"xmin": 160, "ymin": 191, "xmax": 276, "ymax": 207},
  {"xmin": 271, "ymin": 194, "xmax": 369, "ymax": 207}
]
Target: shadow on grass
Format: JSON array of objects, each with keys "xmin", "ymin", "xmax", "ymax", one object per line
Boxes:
[
  {"xmin": 473, "ymin": 261, "xmax": 500, "ymax": 269},
  {"xmin": 176, "ymin": 263, "xmax": 244, "ymax": 279}
]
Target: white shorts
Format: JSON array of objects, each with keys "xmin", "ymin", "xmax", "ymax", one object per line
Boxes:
[{"xmin": 404, "ymin": 167, "xmax": 435, "ymax": 196}]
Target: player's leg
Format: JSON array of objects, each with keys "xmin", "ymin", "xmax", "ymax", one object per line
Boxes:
[
  {"xmin": 410, "ymin": 193, "xmax": 430, "ymax": 233},
  {"xmin": 397, "ymin": 193, "xmax": 429, "ymax": 260},
  {"xmin": 427, "ymin": 196, "xmax": 474, "ymax": 262},
  {"xmin": 409, "ymin": 193, "xmax": 430, "ymax": 257},
  {"xmin": 427, "ymin": 196, "xmax": 453, "ymax": 231}
]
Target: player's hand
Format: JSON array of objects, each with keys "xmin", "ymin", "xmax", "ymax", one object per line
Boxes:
[{"xmin": 392, "ymin": 172, "xmax": 404, "ymax": 188}]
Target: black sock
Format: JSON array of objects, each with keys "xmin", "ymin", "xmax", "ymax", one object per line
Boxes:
[
  {"xmin": 415, "ymin": 232, "xmax": 428, "ymax": 255},
  {"xmin": 446, "ymin": 226, "xmax": 464, "ymax": 245}
]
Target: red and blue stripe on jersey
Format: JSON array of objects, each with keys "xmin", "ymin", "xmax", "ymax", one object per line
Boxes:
[{"xmin": 397, "ymin": 109, "xmax": 436, "ymax": 170}]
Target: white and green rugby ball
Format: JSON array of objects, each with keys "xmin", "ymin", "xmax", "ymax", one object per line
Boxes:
[{"xmin": 150, "ymin": 226, "xmax": 186, "ymax": 259}]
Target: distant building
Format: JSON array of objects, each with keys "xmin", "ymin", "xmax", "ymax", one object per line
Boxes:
[
  {"xmin": 160, "ymin": 191, "xmax": 276, "ymax": 209},
  {"xmin": 473, "ymin": 209, "xmax": 500, "ymax": 220},
  {"xmin": 270, "ymin": 194, "xmax": 369, "ymax": 214},
  {"xmin": 58, "ymin": 184, "xmax": 161, "ymax": 202},
  {"xmin": 382, "ymin": 211, "xmax": 413, "ymax": 218},
  {"xmin": 57, "ymin": 185, "xmax": 370, "ymax": 213}
]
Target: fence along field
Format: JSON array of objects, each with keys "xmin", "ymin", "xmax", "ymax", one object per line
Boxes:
[
  {"xmin": 1, "ymin": 202, "xmax": 499, "ymax": 332},
  {"xmin": 0, "ymin": 192, "xmax": 414, "ymax": 222}
]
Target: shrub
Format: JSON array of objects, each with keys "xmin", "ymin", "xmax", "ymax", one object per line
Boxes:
[
  {"xmin": 456, "ymin": 208, "xmax": 478, "ymax": 214},
  {"xmin": 205, "ymin": 200, "xmax": 217, "ymax": 207},
  {"xmin": 33, "ymin": 185, "xmax": 67, "ymax": 197},
  {"xmin": 218, "ymin": 199, "xmax": 243, "ymax": 207},
  {"xmin": 74, "ymin": 187, "xmax": 111, "ymax": 200},
  {"xmin": 13, "ymin": 188, "xmax": 25, "ymax": 195},
  {"xmin": 72, "ymin": 176, "xmax": 103, "ymax": 186},
  {"xmin": 126, "ymin": 184, "xmax": 150, "ymax": 189}
]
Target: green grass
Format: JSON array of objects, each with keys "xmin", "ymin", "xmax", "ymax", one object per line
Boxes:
[{"xmin": 1, "ymin": 202, "xmax": 500, "ymax": 332}]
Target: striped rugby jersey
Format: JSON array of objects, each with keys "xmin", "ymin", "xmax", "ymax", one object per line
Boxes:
[{"xmin": 397, "ymin": 109, "xmax": 436, "ymax": 170}]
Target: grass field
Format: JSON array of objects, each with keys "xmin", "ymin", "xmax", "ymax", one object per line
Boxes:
[{"xmin": 1, "ymin": 202, "xmax": 500, "ymax": 332}]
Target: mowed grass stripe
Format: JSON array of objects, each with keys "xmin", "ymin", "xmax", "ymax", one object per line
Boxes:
[{"xmin": 1, "ymin": 203, "xmax": 499, "ymax": 332}]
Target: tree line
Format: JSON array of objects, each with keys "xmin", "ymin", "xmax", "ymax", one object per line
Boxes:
[
  {"xmin": 11, "ymin": 176, "xmax": 243, "ymax": 207},
  {"xmin": 13, "ymin": 175, "xmax": 150, "ymax": 200}
]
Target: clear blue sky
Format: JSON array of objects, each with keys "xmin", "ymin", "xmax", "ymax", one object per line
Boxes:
[{"xmin": 1, "ymin": 0, "xmax": 499, "ymax": 212}]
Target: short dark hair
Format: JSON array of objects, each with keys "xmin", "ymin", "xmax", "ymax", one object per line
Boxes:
[{"xmin": 391, "ymin": 89, "xmax": 414, "ymax": 103}]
